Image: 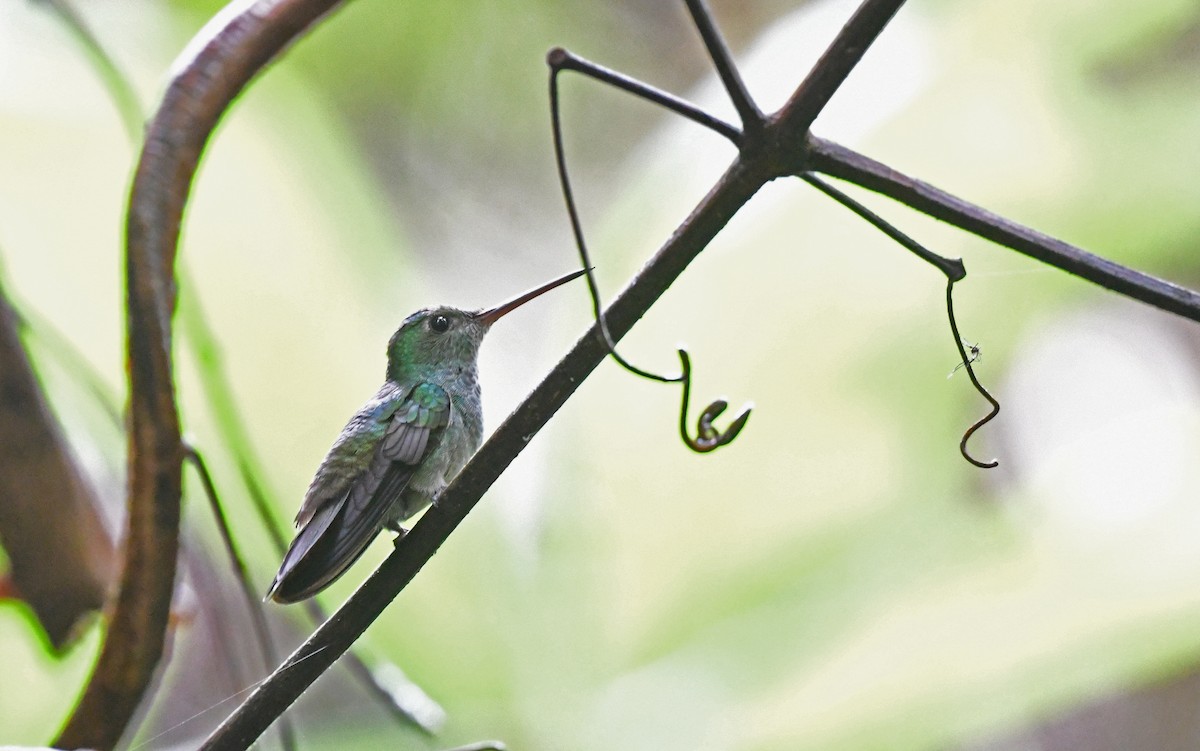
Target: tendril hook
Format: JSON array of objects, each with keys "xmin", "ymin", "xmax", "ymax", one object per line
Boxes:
[{"xmin": 677, "ymin": 349, "xmax": 752, "ymax": 452}]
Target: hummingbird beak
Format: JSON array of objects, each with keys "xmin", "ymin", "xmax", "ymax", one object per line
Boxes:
[{"xmin": 475, "ymin": 268, "xmax": 588, "ymax": 326}]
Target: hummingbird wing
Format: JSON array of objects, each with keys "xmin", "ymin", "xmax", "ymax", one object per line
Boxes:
[{"xmin": 267, "ymin": 382, "xmax": 451, "ymax": 603}]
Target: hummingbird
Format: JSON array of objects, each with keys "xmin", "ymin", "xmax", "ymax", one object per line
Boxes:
[{"xmin": 267, "ymin": 269, "xmax": 586, "ymax": 604}]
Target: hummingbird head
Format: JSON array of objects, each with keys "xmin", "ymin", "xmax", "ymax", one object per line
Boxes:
[
  {"xmin": 385, "ymin": 268, "xmax": 588, "ymax": 382},
  {"xmin": 386, "ymin": 306, "xmax": 489, "ymax": 381}
]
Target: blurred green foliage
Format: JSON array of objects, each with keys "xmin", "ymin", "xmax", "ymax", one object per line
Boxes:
[{"xmin": 2, "ymin": 0, "xmax": 1200, "ymax": 749}]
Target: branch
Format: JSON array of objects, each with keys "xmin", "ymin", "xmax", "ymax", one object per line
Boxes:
[
  {"xmin": 184, "ymin": 447, "xmax": 297, "ymax": 751},
  {"xmin": 776, "ymin": 0, "xmax": 907, "ymax": 134},
  {"xmin": 204, "ymin": 1, "xmax": 923, "ymax": 743},
  {"xmin": 547, "ymin": 47, "xmax": 742, "ymax": 143},
  {"xmin": 201, "ymin": 151, "xmax": 770, "ymax": 751},
  {"xmin": 203, "ymin": 0, "xmax": 1200, "ymax": 742},
  {"xmin": 55, "ymin": 0, "xmax": 350, "ymax": 748},
  {"xmin": 807, "ymin": 136, "xmax": 1200, "ymax": 323},
  {"xmin": 682, "ymin": 0, "xmax": 763, "ymax": 132}
]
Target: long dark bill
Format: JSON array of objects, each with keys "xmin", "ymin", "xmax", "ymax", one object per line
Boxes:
[{"xmin": 475, "ymin": 268, "xmax": 588, "ymax": 325}]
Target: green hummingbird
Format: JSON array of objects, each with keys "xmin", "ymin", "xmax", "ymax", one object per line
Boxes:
[{"xmin": 267, "ymin": 269, "xmax": 586, "ymax": 604}]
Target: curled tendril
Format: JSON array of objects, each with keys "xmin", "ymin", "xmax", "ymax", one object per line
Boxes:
[
  {"xmin": 677, "ymin": 350, "xmax": 752, "ymax": 451},
  {"xmin": 549, "ymin": 57, "xmax": 751, "ymax": 453},
  {"xmin": 801, "ymin": 173, "xmax": 1001, "ymax": 468},
  {"xmin": 946, "ymin": 281, "xmax": 1000, "ymax": 468}
]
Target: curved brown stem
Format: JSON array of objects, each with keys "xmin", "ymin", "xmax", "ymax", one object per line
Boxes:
[{"xmin": 54, "ymin": 0, "xmax": 350, "ymax": 748}]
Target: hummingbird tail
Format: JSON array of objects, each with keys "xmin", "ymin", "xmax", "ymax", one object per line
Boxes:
[
  {"xmin": 266, "ymin": 492, "xmax": 384, "ymax": 604},
  {"xmin": 268, "ymin": 434, "xmax": 430, "ymax": 604}
]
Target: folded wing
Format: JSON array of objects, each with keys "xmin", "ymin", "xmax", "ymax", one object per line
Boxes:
[{"xmin": 267, "ymin": 382, "xmax": 451, "ymax": 603}]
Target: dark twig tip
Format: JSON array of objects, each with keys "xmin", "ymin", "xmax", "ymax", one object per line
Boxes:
[
  {"xmin": 946, "ymin": 258, "xmax": 967, "ymax": 283},
  {"xmin": 546, "ymin": 46, "xmax": 569, "ymax": 67},
  {"xmin": 963, "ymin": 454, "xmax": 999, "ymax": 470},
  {"xmin": 722, "ymin": 406, "xmax": 752, "ymax": 444}
]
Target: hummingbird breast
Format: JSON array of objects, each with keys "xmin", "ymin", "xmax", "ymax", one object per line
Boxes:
[{"xmin": 389, "ymin": 367, "xmax": 483, "ymax": 524}]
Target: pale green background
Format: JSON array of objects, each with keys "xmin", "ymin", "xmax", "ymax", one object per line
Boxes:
[{"xmin": 2, "ymin": 0, "xmax": 1200, "ymax": 748}]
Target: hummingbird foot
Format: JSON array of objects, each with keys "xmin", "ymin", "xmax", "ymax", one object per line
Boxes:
[{"xmin": 386, "ymin": 522, "xmax": 409, "ymax": 545}]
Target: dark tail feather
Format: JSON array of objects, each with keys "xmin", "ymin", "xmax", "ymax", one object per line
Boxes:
[{"xmin": 266, "ymin": 494, "xmax": 385, "ymax": 604}]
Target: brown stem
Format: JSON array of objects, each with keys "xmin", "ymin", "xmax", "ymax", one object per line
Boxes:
[{"xmin": 54, "ymin": 0, "xmax": 350, "ymax": 748}]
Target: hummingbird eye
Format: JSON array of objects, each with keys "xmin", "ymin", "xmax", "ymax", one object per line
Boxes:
[{"xmin": 429, "ymin": 315, "xmax": 451, "ymax": 333}]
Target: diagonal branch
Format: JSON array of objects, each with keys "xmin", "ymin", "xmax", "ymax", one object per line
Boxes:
[
  {"xmin": 807, "ymin": 136, "xmax": 1200, "ymax": 322},
  {"xmin": 200, "ymin": 151, "xmax": 771, "ymax": 751},
  {"xmin": 54, "ymin": 0, "xmax": 351, "ymax": 748},
  {"xmin": 775, "ymin": 0, "xmax": 907, "ymax": 133},
  {"xmin": 178, "ymin": 0, "xmax": 1200, "ymax": 744}
]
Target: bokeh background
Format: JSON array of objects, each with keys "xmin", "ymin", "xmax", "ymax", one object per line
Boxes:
[{"xmin": 3, "ymin": 0, "xmax": 1200, "ymax": 748}]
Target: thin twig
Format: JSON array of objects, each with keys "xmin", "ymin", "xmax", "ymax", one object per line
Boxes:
[
  {"xmin": 800, "ymin": 173, "xmax": 998, "ymax": 465},
  {"xmin": 549, "ymin": 58, "xmax": 681, "ymax": 384},
  {"xmin": 945, "ymin": 283, "xmax": 1000, "ymax": 467},
  {"xmin": 549, "ymin": 50, "xmax": 752, "ymax": 451},
  {"xmin": 682, "ymin": 0, "xmax": 764, "ymax": 133},
  {"xmin": 183, "ymin": 446, "xmax": 297, "ymax": 751},
  {"xmin": 547, "ymin": 48, "xmax": 742, "ymax": 144},
  {"xmin": 807, "ymin": 137, "xmax": 1200, "ymax": 323},
  {"xmin": 800, "ymin": 173, "xmax": 964, "ymax": 280}
]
